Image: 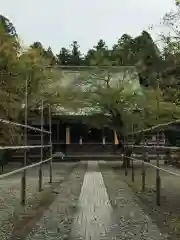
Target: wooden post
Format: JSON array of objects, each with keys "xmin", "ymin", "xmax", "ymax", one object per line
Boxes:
[
  {"xmin": 142, "ymin": 160, "xmax": 145, "ymax": 192},
  {"xmin": 131, "ymin": 124, "xmax": 134, "ymax": 182},
  {"xmin": 156, "ymin": 132, "xmax": 161, "ymax": 206},
  {"xmin": 38, "ymin": 100, "xmax": 43, "ymax": 192},
  {"xmin": 156, "ymin": 80, "xmax": 161, "ymax": 206},
  {"xmin": 21, "ymin": 78, "xmax": 28, "ymax": 205},
  {"xmin": 66, "ymin": 126, "xmax": 70, "ymax": 144},
  {"xmin": 48, "ymin": 104, "xmax": 53, "ymax": 184},
  {"xmin": 124, "ymin": 135, "xmax": 128, "ymax": 176},
  {"xmin": 142, "ymin": 135, "xmax": 146, "ymax": 192},
  {"xmin": 114, "ymin": 130, "xmax": 119, "ymax": 145}
]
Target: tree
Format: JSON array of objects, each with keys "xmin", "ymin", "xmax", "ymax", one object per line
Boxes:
[
  {"xmin": 0, "ymin": 15, "xmax": 17, "ymax": 38},
  {"xmin": 68, "ymin": 61, "xmax": 180, "ymax": 167},
  {"xmin": 57, "ymin": 47, "xmax": 70, "ymax": 65},
  {"xmin": 94, "ymin": 39, "xmax": 107, "ymax": 51},
  {"xmin": 69, "ymin": 67, "xmax": 140, "ymax": 166},
  {"xmin": 112, "ymin": 34, "xmax": 135, "ymax": 66},
  {"xmin": 69, "ymin": 41, "xmax": 82, "ymax": 65},
  {"xmin": 45, "ymin": 47, "xmax": 57, "ymax": 65},
  {"xmin": 130, "ymin": 31, "xmax": 162, "ymax": 88},
  {"xmin": 156, "ymin": 1, "xmax": 180, "ymax": 105},
  {"xmin": 30, "ymin": 41, "xmax": 46, "ymax": 57},
  {"xmin": 85, "ymin": 39, "xmax": 111, "ymax": 66},
  {"xmin": 84, "ymin": 49, "xmax": 96, "ymax": 65},
  {"xmin": 0, "ymin": 18, "xmax": 64, "ymax": 145},
  {"xmin": 176, "ymin": 0, "xmax": 180, "ymax": 6},
  {"xmin": 0, "ymin": 23, "xmax": 23, "ymax": 145}
]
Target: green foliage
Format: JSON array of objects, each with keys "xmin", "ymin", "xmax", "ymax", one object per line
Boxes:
[
  {"xmin": 156, "ymin": 2, "xmax": 180, "ymax": 106},
  {"xmin": 0, "ymin": 23, "xmax": 23, "ymax": 144},
  {"xmin": 0, "ymin": 15, "xmax": 17, "ymax": 38},
  {"xmin": 0, "ymin": 19, "xmax": 62, "ymax": 144}
]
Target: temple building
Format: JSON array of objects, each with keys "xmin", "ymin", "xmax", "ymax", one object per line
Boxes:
[
  {"xmin": 12, "ymin": 66, "xmax": 152, "ymax": 161},
  {"xmin": 32, "ymin": 67, "xmax": 141, "ymax": 154}
]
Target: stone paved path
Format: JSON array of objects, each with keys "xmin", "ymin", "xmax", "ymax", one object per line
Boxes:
[{"xmin": 70, "ymin": 161, "xmax": 113, "ymax": 239}]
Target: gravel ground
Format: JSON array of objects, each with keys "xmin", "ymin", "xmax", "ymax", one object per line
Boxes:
[
  {"xmin": 3, "ymin": 160, "xmax": 179, "ymax": 239},
  {"xmin": 0, "ymin": 162, "xmax": 79, "ymax": 240},
  {"xmin": 26, "ymin": 162, "xmax": 87, "ymax": 240},
  {"xmin": 99, "ymin": 161, "xmax": 168, "ymax": 240},
  {"xmin": 103, "ymin": 160, "xmax": 180, "ymax": 240}
]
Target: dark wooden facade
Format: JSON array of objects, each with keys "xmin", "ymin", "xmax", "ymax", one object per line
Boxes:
[
  {"xmin": 9, "ymin": 112, "xmax": 180, "ymax": 162},
  {"xmin": 26, "ymin": 114, "xmax": 119, "ymax": 157}
]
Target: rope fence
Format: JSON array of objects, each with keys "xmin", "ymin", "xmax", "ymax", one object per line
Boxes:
[
  {"xmin": 0, "ymin": 145, "xmax": 51, "ymax": 150},
  {"xmin": 124, "ymin": 151, "xmax": 180, "ymax": 207},
  {"xmin": 128, "ymin": 156, "xmax": 180, "ymax": 178},
  {"xmin": 0, "ymin": 157, "xmax": 52, "ymax": 180},
  {"xmin": 125, "ymin": 145, "xmax": 180, "ymax": 150},
  {"xmin": 127, "ymin": 118, "xmax": 180, "ymax": 136},
  {"xmin": 122, "ymin": 119, "xmax": 180, "ymax": 207},
  {"xmin": 0, "ymin": 79, "xmax": 53, "ymax": 205},
  {"xmin": 0, "ymin": 118, "xmax": 51, "ymax": 134}
]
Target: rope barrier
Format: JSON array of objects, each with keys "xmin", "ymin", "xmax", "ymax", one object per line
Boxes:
[
  {"xmin": 0, "ymin": 145, "xmax": 51, "ymax": 150},
  {"xmin": 125, "ymin": 145, "xmax": 180, "ymax": 150},
  {"xmin": 127, "ymin": 118, "xmax": 180, "ymax": 136},
  {"xmin": 0, "ymin": 157, "xmax": 52, "ymax": 180},
  {"xmin": 0, "ymin": 118, "xmax": 51, "ymax": 134},
  {"xmin": 127, "ymin": 156, "xmax": 180, "ymax": 178}
]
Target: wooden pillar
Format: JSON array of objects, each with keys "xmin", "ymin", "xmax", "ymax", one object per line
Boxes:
[
  {"xmin": 102, "ymin": 129, "xmax": 105, "ymax": 144},
  {"xmin": 79, "ymin": 136, "xmax": 82, "ymax": 144},
  {"xmin": 114, "ymin": 130, "xmax": 119, "ymax": 145},
  {"xmin": 102, "ymin": 130, "xmax": 105, "ymax": 145},
  {"xmin": 66, "ymin": 126, "xmax": 70, "ymax": 144}
]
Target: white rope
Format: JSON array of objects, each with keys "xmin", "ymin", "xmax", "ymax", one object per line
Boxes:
[
  {"xmin": 128, "ymin": 156, "xmax": 180, "ymax": 178},
  {"xmin": 53, "ymin": 65, "xmax": 135, "ymax": 69},
  {"xmin": 0, "ymin": 157, "xmax": 52, "ymax": 180},
  {"xmin": 125, "ymin": 145, "xmax": 180, "ymax": 150},
  {"xmin": 0, "ymin": 118, "xmax": 51, "ymax": 134},
  {"xmin": 0, "ymin": 145, "xmax": 51, "ymax": 150},
  {"xmin": 127, "ymin": 118, "xmax": 180, "ymax": 136}
]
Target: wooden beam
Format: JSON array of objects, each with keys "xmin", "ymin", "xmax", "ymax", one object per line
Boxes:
[
  {"xmin": 66, "ymin": 126, "xmax": 70, "ymax": 144},
  {"xmin": 79, "ymin": 136, "xmax": 82, "ymax": 144},
  {"xmin": 114, "ymin": 130, "xmax": 119, "ymax": 145}
]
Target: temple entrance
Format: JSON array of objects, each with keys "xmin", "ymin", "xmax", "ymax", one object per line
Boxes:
[
  {"xmin": 54, "ymin": 123, "xmax": 115, "ymax": 145},
  {"xmin": 85, "ymin": 128, "xmax": 102, "ymax": 143},
  {"xmin": 67, "ymin": 124, "xmax": 103, "ymax": 144},
  {"xmin": 27, "ymin": 114, "xmax": 120, "ymax": 158},
  {"xmin": 49, "ymin": 117, "xmax": 118, "ymax": 155},
  {"xmin": 70, "ymin": 123, "xmax": 82, "ymax": 143}
]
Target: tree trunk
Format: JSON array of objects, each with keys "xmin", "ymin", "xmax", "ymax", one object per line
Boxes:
[
  {"xmin": 122, "ymin": 154, "xmax": 131, "ymax": 168},
  {"xmin": 117, "ymin": 132, "xmax": 143, "ymax": 168}
]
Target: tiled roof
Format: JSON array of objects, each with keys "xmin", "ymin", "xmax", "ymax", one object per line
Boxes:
[{"xmin": 51, "ymin": 67, "xmax": 142, "ymax": 115}]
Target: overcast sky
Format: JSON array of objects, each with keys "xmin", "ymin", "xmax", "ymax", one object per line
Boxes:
[{"xmin": 0, "ymin": 0, "xmax": 176, "ymax": 54}]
